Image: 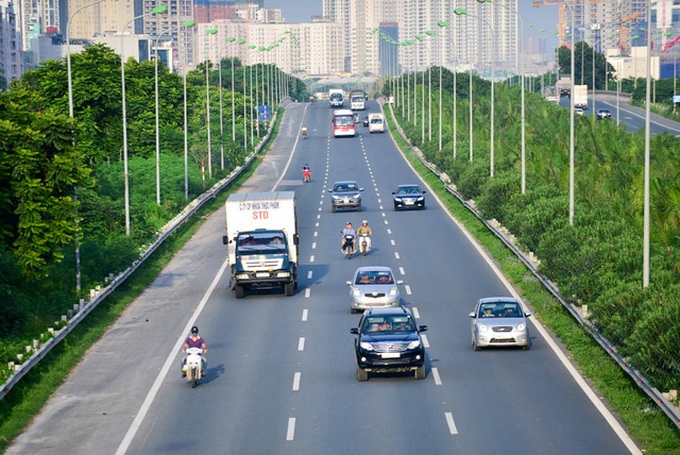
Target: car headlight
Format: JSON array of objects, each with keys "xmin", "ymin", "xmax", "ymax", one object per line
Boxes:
[
  {"xmin": 359, "ymin": 342, "xmax": 375, "ymax": 351},
  {"xmin": 516, "ymin": 322, "xmax": 526, "ymax": 332},
  {"xmin": 389, "ymin": 287, "xmax": 398, "ymax": 296},
  {"xmin": 477, "ymin": 323, "xmax": 489, "ymax": 332},
  {"xmin": 407, "ymin": 340, "xmax": 422, "ymax": 349},
  {"xmin": 352, "ymin": 288, "xmax": 361, "ymax": 297},
  {"xmin": 417, "ymin": 197, "xmax": 424, "ymax": 201},
  {"xmin": 332, "ymin": 194, "xmax": 341, "ymax": 200}
]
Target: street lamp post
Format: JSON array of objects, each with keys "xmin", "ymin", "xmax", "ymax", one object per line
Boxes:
[
  {"xmin": 564, "ymin": 0, "xmax": 576, "ymax": 226},
  {"xmin": 203, "ymin": 28, "xmax": 217, "ymax": 179},
  {"xmin": 120, "ymin": 5, "xmax": 168, "ymax": 236}
]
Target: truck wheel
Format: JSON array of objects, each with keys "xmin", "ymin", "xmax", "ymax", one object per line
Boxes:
[
  {"xmin": 357, "ymin": 366, "xmax": 368, "ymax": 382},
  {"xmin": 284, "ymin": 283, "xmax": 294, "ymax": 296},
  {"xmin": 234, "ymin": 285, "xmax": 245, "ymax": 299}
]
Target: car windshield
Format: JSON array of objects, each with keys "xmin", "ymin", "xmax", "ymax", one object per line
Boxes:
[
  {"xmin": 237, "ymin": 233, "xmax": 286, "ymax": 253},
  {"xmin": 397, "ymin": 186, "xmax": 419, "ymax": 195},
  {"xmin": 334, "ymin": 115, "xmax": 354, "ymax": 127},
  {"xmin": 335, "ymin": 183, "xmax": 358, "ymax": 192},
  {"xmin": 355, "ymin": 271, "xmax": 394, "ymax": 285},
  {"xmin": 479, "ymin": 302, "xmax": 522, "ymax": 318},
  {"xmin": 370, "ymin": 118, "xmax": 382, "ymax": 124},
  {"xmin": 363, "ymin": 315, "xmax": 414, "ymax": 333}
]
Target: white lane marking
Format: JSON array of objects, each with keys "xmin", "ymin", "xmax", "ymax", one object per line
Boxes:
[
  {"xmin": 307, "ymin": 270, "xmax": 313, "ymax": 279},
  {"xmin": 445, "ymin": 412, "xmax": 459, "ymax": 435},
  {"xmin": 312, "ymin": 242, "xmax": 317, "ymax": 249},
  {"xmin": 394, "ymin": 252, "xmax": 400, "ymax": 259},
  {"xmin": 286, "ymin": 418, "xmax": 296, "ymax": 441},
  {"xmin": 384, "ymin": 219, "xmax": 389, "ymax": 225},
  {"xmin": 378, "ymin": 198, "xmax": 382, "ymax": 203},
  {"xmin": 390, "ymin": 239, "xmax": 396, "ymax": 246},
  {"xmin": 315, "ymin": 222, "xmax": 319, "ymax": 227},
  {"xmin": 314, "ymin": 231, "xmax": 318, "ymax": 237},
  {"xmin": 432, "ymin": 367, "xmax": 442, "ymax": 385},
  {"xmin": 421, "ymin": 334, "xmax": 430, "ymax": 348},
  {"xmin": 302, "ymin": 309, "xmax": 308, "ymax": 321},
  {"xmin": 115, "ymin": 258, "xmax": 230, "ymax": 455},
  {"xmin": 412, "ymin": 307, "xmax": 420, "ymax": 319},
  {"xmin": 305, "ymin": 288, "xmax": 311, "ymax": 298},
  {"xmin": 319, "ymin": 200, "xmax": 323, "ymax": 205},
  {"xmin": 399, "ymin": 266, "xmax": 405, "ymax": 275},
  {"xmin": 309, "ymin": 255, "xmax": 315, "ymax": 263},
  {"xmin": 318, "ymin": 207, "xmax": 322, "ymax": 211},
  {"xmin": 298, "ymin": 337, "xmax": 305, "ymax": 351},
  {"xmin": 293, "ymin": 372, "xmax": 301, "ymax": 391},
  {"xmin": 317, "ymin": 214, "xmax": 321, "ymax": 219},
  {"xmin": 381, "ymin": 212, "xmax": 386, "ymax": 217},
  {"xmin": 405, "ymin": 285, "xmax": 412, "ymax": 295},
  {"xmin": 387, "ymin": 229, "xmax": 392, "ymax": 234}
]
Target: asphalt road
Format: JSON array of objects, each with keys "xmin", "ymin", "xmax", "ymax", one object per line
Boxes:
[{"xmin": 7, "ymin": 100, "xmax": 641, "ymax": 455}]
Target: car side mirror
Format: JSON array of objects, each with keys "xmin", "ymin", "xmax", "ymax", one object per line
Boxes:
[
  {"xmin": 418, "ymin": 325, "xmax": 428, "ymax": 332},
  {"xmin": 359, "ymin": 188, "xmax": 364, "ymax": 192},
  {"xmin": 525, "ymin": 312, "xmax": 532, "ymax": 318},
  {"xmin": 396, "ymin": 280, "xmax": 404, "ymax": 285},
  {"xmin": 222, "ymin": 235, "xmax": 228, "ymax": 245},
  {"xmin": 391, "ymin": 192, "xmax": 396, "ymax": 195},
  {"xmin": 350, "ymin": 328, "xmax": 359, "ymax": 335},
  {"xmin": 293, "ymin": 234, "xmax": 300, "ymax": 246},
  {"xmin": 346, "ymin": 280, "xmax": 352, "ymax": 286},
  {"xmin": 469, "ymin": 312, "xmax": 476, "ymax": 318},
  {"xmin": 327, "ymin": 188, "xmax": 332, "ymax": 193},
  {"xmin": 422, "ymin": 191, "xmax": 427, "ymax": 194}
]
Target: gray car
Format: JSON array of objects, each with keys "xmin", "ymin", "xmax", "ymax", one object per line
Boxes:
[
  {"xmin": 328, "ymin": 180, "xmax": 364, "ymax": 212},
  {"xmin": 347, "ymin": 266, "xmax": 403, "ymax": 313},
  {"xmin": 469, "ymin": 297, "xmax": 531, "ymax": 350}
]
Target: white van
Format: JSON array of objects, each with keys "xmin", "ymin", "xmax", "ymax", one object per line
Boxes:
[{"xmin": 368, "ymin": 113, "xmax": 385, "ymax": 133}]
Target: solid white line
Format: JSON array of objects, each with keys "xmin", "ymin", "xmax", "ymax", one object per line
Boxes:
[
  {"xmin": 292, "ymin": 372, "xmax": 301, "ymax": 391},
  {"xmin": 298, "ymin": 337, "xmax": 305, "ymax": 351},
  {"xmin": 286, "ymin": 417, "xmax": 296, "ymax": 441},
  {"xmin": 307, "ymin": 270, "xmax": 313, "ymax": 279},
  {"xmin": 304, "ymin": 288, "xmax": 310, "ymax": 298},
  {"xmin": 394, "ymin": 252, "xmax": 400, "ymax": 259},
  {"xmin": 302, "ymin": 309, "xmax": 308, "ymax": 321},
  {"xmin": 309, "ymin": 255, "xmax": 315, "ymax": 263},
  {"xmin": 412, "ymin": 307, "xmax": 420, "ymax": 319},
  {"xmin": 404, "ymin": 285, "xmax": 412, "ymax": 295},
  {"xmin": 432, "ymin": 367, "xmax": 442, "ymax": 385},
  {"xmin": 421, "ymin": 334, "xmax": 430, "ymax": 348},
  {"xmin": 445, "ymin": 412, "xmax": 459, "ymax": 435},
  {"xmin": 115, "ymin": 258, "xmax": 229, "ymax": 455},
  {"xmin": 399, "ymin": 266, "xmax": 405, "ymax": 275}
]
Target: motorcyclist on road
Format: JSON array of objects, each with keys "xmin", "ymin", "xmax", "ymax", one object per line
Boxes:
[
  {"xmin": 301, "ymin": 125, "xmax": 308, "ymax": 139},
  {"xmin": 341, "ymin": 222, "xmax": 356, "ymax": 253},
  {"xmin": 309, "ymin": 95, "xmax": 314, "ymax": 104},
  {"xmin": 302, "ymin": 164, "xmax": 311, "ymax": 182},
  {"xmin": 357, "ymin": 220, "xmax": 372, "ymax": 252},
  {"xmin": 181, "ymin": 326, "xmax": 208, "ymax": 377}
]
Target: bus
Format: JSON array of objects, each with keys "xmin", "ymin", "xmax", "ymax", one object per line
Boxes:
[
  {"xmin": 332, "ymin": 109, "xmax": 356, "ymax": 137},
  {"xmin": 350, "ymin": 90, "xmax": 365, "ymax": 110}
]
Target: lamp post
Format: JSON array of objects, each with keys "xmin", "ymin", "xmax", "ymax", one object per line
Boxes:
[
  {"xmin": 66, "ymin": 0, "xmax": 111, "ymax": 292},
  {"xmin": 120, "ymin": 5, "xmax": 168, "ymax": 236},
  {"xmin": 643, "ymin": 0, "xmax": 651, "ymax": 287},
  {"xmin": 203, "ymin": 28, "xmax": 218, "ymax": 179},
  {"xmin": 437, "ymin": 21, "xmax": 448, "ymax": 152},
  {"xmin": 563, "ymin": 0, "xmax": 576, "ymax": 226}
]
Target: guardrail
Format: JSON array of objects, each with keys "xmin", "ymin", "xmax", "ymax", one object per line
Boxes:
[
  {"xmin": 382, "ymin": 100, "xmax": 680, "ymax": 430},
  {"xmin": 0, "ymin": 108, "xmax": 281, "ymax": 400}
]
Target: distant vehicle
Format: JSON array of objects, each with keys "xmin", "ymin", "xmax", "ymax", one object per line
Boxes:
[
  {"xmin": 329, "ymin": 88, "xmax": 344, "ymax": 108},
  {"xmin": 574, "ymin": 84, "xmax": 588, "ymax": 109},
  {"xmin": 346, "ymin": 266, "xmax": 403, "ymax": 313},
  {"xmin": 557, "ymin": 74, "xmax": 571, "ymax": 97},
  {"xmin": 328, "ymin": 180, "xmax": 363, "ymax": 212},
  {"xmin": 469, "ymin": 297, "xmax": 531, "ymax": 351},
  {"xmin": 350, "ymin": 306, "xmax": 427, "ymax": 381},
  {"xmin": 332, "ymin": 109, "xmax": 356, "ymax": 137},
  {"xmin": 542, "ymin": 86, "xmax": 560, "ymax": 103},
  {"xmin": 362, "ymin": 115, "xmax": 369, "ymax": 127},
  {"xmin": 350, "ymin": 90, "xmax": 366, "ymax": 110},
  {"xmin": 392, "ymin": 184, "xmax": 426, "ymax": 210},
  {"xmin": 575, "ymin": 107, "xmax": 585, "ymax": 116},
  {"xmin": 353, "ymin": 112, "xmax": 360, "ymax": 124},
  {"xmin": 596, "ymin": 109, "xmax": 612, "ymax": 120},
  {"xmin": 368, "ymin": 113, "xmax": 385, "ymax": 133}
]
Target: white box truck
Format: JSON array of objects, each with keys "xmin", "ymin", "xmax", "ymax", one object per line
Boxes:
[
  {"xmin": 329, "ymin": 88, "xmax": 344, "ymax": 108},
  {"xmin": 368, "ymin": 113, "xmax": 385, "ymax": 133},
  {"xmin": 574, "ymin": 85, "xmax": 588, "ymax": 109},
  {"xmin": 223, "ymin": 192, "xmax": 299, "ymax": 298}
]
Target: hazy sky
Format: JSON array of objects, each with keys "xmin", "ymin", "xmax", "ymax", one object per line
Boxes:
[{"xmin": 264, "ymin": 0, "xmax": 560, "ymax": 51}]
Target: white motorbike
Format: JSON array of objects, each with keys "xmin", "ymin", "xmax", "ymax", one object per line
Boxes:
[
  {"xmin": 359, "ymin": 234, "xmax": 371, "ymax": 255},
  {"xmin": 184, "ymin": 347, "xmax": 205, "ymax": 388}
]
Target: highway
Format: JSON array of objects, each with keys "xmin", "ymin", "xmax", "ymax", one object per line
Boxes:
[{"xmin": 8, "ymin": 100, "xmax": 640, "ymax": 454}]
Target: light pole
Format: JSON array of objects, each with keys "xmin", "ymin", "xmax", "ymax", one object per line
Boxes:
[
  {"xmin": 437, "ymin": 21, "xmax": 448, "ymax": 152},
  {"xmin": 203, "ymin": 28, "xmax": 218, "ymax": 179},
  {"xmin": 66, "ymin": 0, "xmax": 111, "ymax": 292},
  {"xmin": 643, "ymin": 0, "xmax": 651, "ymax": 287},
  {"xmin": 120, "ymin": 5, "xmax": 168, "ymax": 236},
  {"xmin": 564, "ymin": 0, "xmax": 576, "ymax": 226}
]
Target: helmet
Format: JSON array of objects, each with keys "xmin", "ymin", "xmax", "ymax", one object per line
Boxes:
[
  {"xmin": 346, "ymin": 221, "xmax": 352, "ymax": 225},
  {"xmin": 191, "ymin": 326, "xmax": 199, "ymax": 334},
  {"xmin": 362, "ymin": 220, "xmax": 368, "ymax": 225}
]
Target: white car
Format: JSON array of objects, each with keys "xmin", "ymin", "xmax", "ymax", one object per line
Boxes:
[
  {"xmin": 469, "ymin": 297, "xmax": 531, "ymax": 350},
  {"xmin": 347, "ymin": 266, "xmax": 403, "ymax": 313}
]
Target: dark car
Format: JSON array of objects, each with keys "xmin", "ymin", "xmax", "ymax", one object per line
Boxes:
[
  {"xmin": 328, "ymin": 180, "xmax": 364, "ymax": 212},
  {"xmin": 350, "ymin": 306, "xmax": 428, "ymax": 381},
  {"xmin": 362, "ymin": 115, "xmax": 369, "ymax": 127},
  {"xmin": 596, "ymin": 109, "xmax": 612, "ymax": 120},
  {"xmin": 392, "ymin": 184, "xmax": 426, "ymax": 210}
]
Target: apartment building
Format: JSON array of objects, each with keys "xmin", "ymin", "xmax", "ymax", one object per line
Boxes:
[{"xmin": 1, "ymin": 0, "xmax": 23, "ymax": 84}]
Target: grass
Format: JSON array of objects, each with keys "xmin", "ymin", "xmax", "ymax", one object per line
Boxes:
[{"xmin": 386, "ymin": 109, "xmax": 680, "ymax": 454}]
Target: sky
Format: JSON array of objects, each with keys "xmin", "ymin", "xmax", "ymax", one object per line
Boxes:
[{"xmin": 264, "ymin": 0, "xmax": 560, "ymax": 52}]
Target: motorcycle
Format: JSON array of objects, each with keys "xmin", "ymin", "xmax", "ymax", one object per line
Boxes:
[
  {"xmin": 359, "ymin": 234, "xmax": 371, "ymax": 255},
  {"xmin": 342, "ymin": 234, "xmax": 355, "ymax": 259},
  {"xmin": 303, "ymin": 168, "xmax": 311, "ymax": 183},
  {"xmin": 183, "ymin": 347, "xmax": 205, "ymax": 388},
  {"xmin": 301, "ymin": 129, "xmax": 307, "ymax": 140}
]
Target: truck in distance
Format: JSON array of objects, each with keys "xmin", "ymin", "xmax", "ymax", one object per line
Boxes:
[
  {"xmin": 329, "ymin": 89, "xmax": 344, "ymax": 108},
  {"xmin": 350, "ymin": 90, "xmax": 366, "ymax": 110},
  {"xmin": 573, "ymin": 84, "xmax": 588, "ymax": 110},
  {"xmin": 223, "ymin": 192, "xmax": 299, "ymax": 299}
]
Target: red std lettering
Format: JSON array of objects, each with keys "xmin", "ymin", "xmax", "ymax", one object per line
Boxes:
[{"xmin": 252, "ymin": 211, "xmax": 269, "ymax": 220}]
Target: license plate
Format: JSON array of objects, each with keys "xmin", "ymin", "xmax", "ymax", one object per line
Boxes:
[
  {"xmin": 381, "ymin": 353, "xmax": 400, "ymax": 359},
  {"xmin": 256, "ymin": 272, "xmax": 270, "ymax": 278},
  {"xmin": 405, "ymin": 200, "xmax": 414, "ymax": 205}
]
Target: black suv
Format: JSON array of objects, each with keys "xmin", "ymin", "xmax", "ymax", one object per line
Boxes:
[{"xmin": 350, "ymin": 306, "xmax": 427, "ymax": 381}]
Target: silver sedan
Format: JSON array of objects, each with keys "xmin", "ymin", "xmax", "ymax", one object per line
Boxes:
[
  {"xmin": 347, "ymin": 266, "xmax": 403, "ymax": 313},
  {"xmin": 469, "ymin": 297, "xmax": 531, "ymax": 350}
]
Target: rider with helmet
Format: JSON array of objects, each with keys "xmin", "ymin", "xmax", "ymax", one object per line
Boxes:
[
  {"xmin": 302, "ymin": 163, "xmax": 311, "ymax": 182},
  {"xmin": 341, "ymin": 221, "xmax": 356, "ymax": 253},
  {"xmin": 181, "ymin": 326, "xmax": 208, "ymax": 377},
  {"xmin": 301, "ymin": 125, "xmax": 308, "ymax": 139},
  {"xmin": 356, "ymin": 220, "xmax": 372, "ymax": 252}
]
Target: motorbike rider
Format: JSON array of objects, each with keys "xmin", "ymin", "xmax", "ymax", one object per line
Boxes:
[
  {"xmin": 356, "ymin": 220, "xmax": 372, "ymax": 252},
  {"xmin": 181, "ymin": 326, "xmax": 208, "ymax": 377},
  {"xmin": 309, "ymin": 95, "xmax": 314, "ymax": 104},
  {"xmin": 301, "ymin": 125, "xmax": 308, "ymax": 139},
  {"xmin": 302, "ymin": 163, "xmax": 311, "ymax": 181},
  {"xmin": 341, "ymin": 221, "xmax": 356, "ymax": 253}
]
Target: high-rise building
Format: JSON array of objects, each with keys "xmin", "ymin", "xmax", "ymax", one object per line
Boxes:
[{"xmin": 1, "ymin": 0, "xmax": 23, "ymax": 83}]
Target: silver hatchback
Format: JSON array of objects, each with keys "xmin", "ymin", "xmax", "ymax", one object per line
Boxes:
[
  {"xmin": 347, "ymin": 266, "xmax": 403, "ymax": 313},
  {"xmin": 469, "ymin": 297, "xmax": 531, "ymax": 350}
]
